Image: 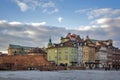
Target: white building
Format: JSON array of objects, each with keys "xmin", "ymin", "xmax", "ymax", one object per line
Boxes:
[
  {"xmin": 97, "ymin": 46, "xmax": 107, "ymax": 68},
  {"xmin": 77, "ymin": 43, "xmax": 83, "ymax": 66}
]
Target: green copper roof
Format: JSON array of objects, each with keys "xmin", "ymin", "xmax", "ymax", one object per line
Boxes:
[
  {"xmin": 9, "ymin": 44, "xmax": 35, "ymax": 50},
  {"xmin": 90, "ymin": 39, "xmax": 98, "ymax": 43},
  {"xmin": 48, "ymin": 37, "xmax": 52, "ymax": 46}
]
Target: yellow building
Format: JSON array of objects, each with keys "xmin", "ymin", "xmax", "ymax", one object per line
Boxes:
[
  {"xmin": 82, "ymin": 46, "xmax": 96, "ymax": 64},
  {"xmin": 47, "ymin": 42, "xmax": 78, "ymax": 66}
]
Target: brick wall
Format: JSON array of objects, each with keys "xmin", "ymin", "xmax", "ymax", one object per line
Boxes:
[{"xmin": 0, "ymin": 54, "xmax": 51, "ymax": 70}]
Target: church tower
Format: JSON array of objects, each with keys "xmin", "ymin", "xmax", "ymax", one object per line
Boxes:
[{"xmin": 48, "ymin": 37, "xmax": 52, "ymax": 48}]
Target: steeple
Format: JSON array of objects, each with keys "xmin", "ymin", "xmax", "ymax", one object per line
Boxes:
[
  {"xmin": 48, "ymin": 37, "xmax": 52, "ymax": 48},
  {"xmin": 86, "ymin": 35, "xmax": 89, "ymax": 39}
]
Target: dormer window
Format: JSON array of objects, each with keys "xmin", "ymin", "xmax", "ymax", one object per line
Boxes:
[
  {"xmin": 61, "ymin": 44, "xmax": 63, "ymax": 47},
  {"xmin": 74, "ymin": 44, "xmax": 76, "ymax": 47}
]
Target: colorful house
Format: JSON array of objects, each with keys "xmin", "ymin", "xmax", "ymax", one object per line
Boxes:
[{"xmin": 47, "ymin": 33, "xmax": 84, "ymax": 66}]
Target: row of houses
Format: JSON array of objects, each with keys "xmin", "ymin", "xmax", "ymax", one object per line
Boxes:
[
  {"xmin": 47, "ymin": 33, "xmax": 119, "ymax": 69},
  {"xmin": 4, "ymin": 33, "xmax": 120, "ymax": 70}
]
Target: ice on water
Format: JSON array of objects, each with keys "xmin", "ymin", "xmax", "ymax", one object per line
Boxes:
[{"xmin": 0, "ymin": 70, "xmax": 120, "ymax": 80}]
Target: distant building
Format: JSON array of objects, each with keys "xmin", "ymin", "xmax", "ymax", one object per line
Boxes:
[{"xmin": 8, "ymin": 44, "xmax": 46, "ymax": 55}]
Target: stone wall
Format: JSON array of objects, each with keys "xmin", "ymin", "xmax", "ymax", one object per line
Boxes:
[{"xmin": 0, "ymin": 54, "xmax": 51, "ymax": 70}]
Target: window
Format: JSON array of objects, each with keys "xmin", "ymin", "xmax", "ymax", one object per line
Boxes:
[
  {"xmin": 59, "ymin": 52, "xmax": 61, "ymax": 54},
  {"xmin": 55, "ymin": 50, "xmax": 57, "ymax": 53},
  {"xmin": 58, "ymin": 56, "xmax": 61, "ymax": 60},
  {"xmin": 49, "ymin": 56, "xmax": 51, "ymax": 60},
  {"xmin": 65, "ymin": 55, "xmax": 68, "ymax": 60}
]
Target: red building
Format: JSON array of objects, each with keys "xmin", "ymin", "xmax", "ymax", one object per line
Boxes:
[{"xmin": 112, "ymin": 48, "xmax": 120, "ymax": 70}]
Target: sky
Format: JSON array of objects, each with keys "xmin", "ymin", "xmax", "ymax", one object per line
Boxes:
[{"xmin": 0, "ymin": 0, "xmax": 120, "ymax": 53}]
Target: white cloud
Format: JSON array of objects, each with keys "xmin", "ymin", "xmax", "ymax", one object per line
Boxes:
[
  {"xmin": 87, "ymin": 8, "xmax": 120, "ymax": 19},
  {"xmin": 50, "ymin": 8, "xmax": 59, "ymax": 14},
  {"xmin": 58, "ymin": 17, "xmax": 63, "ymax": 23},
  {"xmin": 75, "ymin": 8, "xmax": 92, "ymax": 13},
  {"xmin": 9, "ymin": 21, "xmax": 23, "ymax": 25},
  {"xmin": 0, "ymin": 17, "xmax": 120, "ymax": 53},
  {"xmin": 14, "ymin": 0, "xmax": 59, "ymax": 14},
  {"xmin": 75, "ymin": 8, "xmax": 120, "ymax": 19},
  {"xmin": 30, "ymin": 22, "xmax": 47, "ymax": 26},
  {"xmin": 15, "ymin": 0, "xmax": 29, "ymax": 12},
  {"xmin": 41, "ymin": 1, "xmax": 55, "ymax": 8},
  {"xmin": 43, "ymin": 8, "xmax": 59, "ymax": 14},
  {"xmin": 0, "ymin": 20, "xmax": 7, "ymax": 24}
]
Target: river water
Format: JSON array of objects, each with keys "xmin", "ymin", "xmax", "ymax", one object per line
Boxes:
[{"xmin": 0, "ymin": 70, "xmax": 120, "ymax": 80}]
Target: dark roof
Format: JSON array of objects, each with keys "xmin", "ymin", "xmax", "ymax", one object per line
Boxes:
[{"xmin": 9, "ymin": 44, "xmax": 35, "ymax": 49}]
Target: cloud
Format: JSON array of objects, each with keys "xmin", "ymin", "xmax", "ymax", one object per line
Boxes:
[
  {"xmin": 75, "ymin": 8, "xmax": 120, "ymax": 19},
  {"xmin": 75, "ymin": 8, "xmax": 92, "ymax": 13},
  {"xmin": 43, "ymin": 8, "xmax": 59, "ymax": 14},
  {"xmin": 41, "ymin": 1, "xmax": 55, "ymax": 8},
  {"xmin": 0, "ymin": 17, "xmax": 120, "ymax": 53},
  {"xmin": 9, "ymin": 21, "xmax": 23, "ymax": 26},
  {"xmin": 15, "ymin": 0, "xmax": 29, "ymax": 12},
  {"xmin": 0, "ymin": 20, "xmax": 67, "ymax": 53},
  {"xmin": 58, "ymin": 17, "xmax": 63, "ymax": 23},
  {"xmin": 88, "ymin": 8, "xmax": 120, "ymax": 19},
  {"xmin": 14, "ymin": 0, "xmax": 59, "ymax": 14},
  {"xmin": 30, "ymin": 22, "xmax": 47, "ymax": 26}
]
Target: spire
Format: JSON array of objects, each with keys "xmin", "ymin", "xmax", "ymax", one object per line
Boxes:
[
  {"xmin": 48, "ymin": 37, "xmax": 52, "ymax": 48},
  {"xmin": 49, "ymin": 37, "xmax": 52, "ymax": 43},
  {"xmin": 86, "ymin": 35, "xmax": 89, "ymax": 39}
]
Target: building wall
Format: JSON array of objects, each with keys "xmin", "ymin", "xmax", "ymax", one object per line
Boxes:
[
  {"xmin": 112, "ymin": 49, "xmax": 120, "ymax": 69},
  {"xmin": 47, "ymin": 48, "xmax": 57, "ymax": 64},
  {"xmin": 47, "ymin": 47, "xmax": 78, "ymax": 66},
  {"xmin": 8, "ymin": 44, "xmax": 34, "ymax": 55},
  {"xmin": 78, "ymin": 46, "xmax": 83, "ymax": 65},
  {"xmin": 8, "ymin": 48, "xmax": 19, "ymax": 55},
  {"xmin": 0, "ymin": 55, "xmax": 51, "ymax": 70},
  {"xmin": 61, "ymin": 38, "xmax": 70, "ymax": 43},
  {"xmin": 96, "ymin": 47, "xmax": 107, "ymax": 68},
  {"xmin": 82, "ymin": 46, "xmax": 95, "ymax": 64}
]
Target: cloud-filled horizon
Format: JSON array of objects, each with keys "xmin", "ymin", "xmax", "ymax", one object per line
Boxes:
[{"xmin": 0, "ymin": 16, "xmax": 120, "ymax": 53}]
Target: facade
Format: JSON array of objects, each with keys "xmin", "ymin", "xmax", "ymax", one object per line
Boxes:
[
  {"xmin": 82, "ymin": 46, "xmax": 96, "ymax": 68},
  {"xmin": 47, "ymin": 33, "xmax": 84, "ymax": 66},
  {"xmin": 82, "ymin": 35, "xmax": 113, "ymax": 69},
  {"xmin": 96, "ymin": 46, "xmax": 107, "ymax": 68},
  {"xmin": 8, "ymin": 44, "xmax": 34, "ymax": 55},
  {"xmin": 106, "ymin": 46, "xmax": 113, "ymax": 69},
  {"xmin": 47, "ymin": 43, "xmax": 78, "ymax": 66},
  {"xmin": 112, "ymin": 49, "xmax": 120, "ymax": 69},
  {"xmin": 8, "ymin": 44, "xmax": 45, "ymax": 55},
  {"xmin": 78, "ymin": 46, "xmax": 83, "ymax": 66},
  {"xmin": 107, "ymin": 47, "xmax": 120, "ymax": 70}
]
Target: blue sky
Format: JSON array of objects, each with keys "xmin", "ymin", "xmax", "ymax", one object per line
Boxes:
[
  {"xmin": 0, "ymin": 0, "xmax": 120, "ymax": 53},
  {"xmin": 0, "ymin": 0, "xmax": 119, "ymax": 27}
]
